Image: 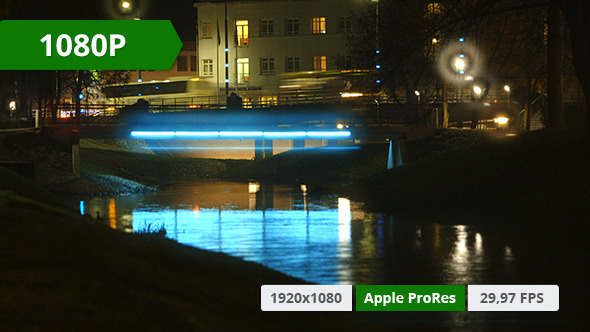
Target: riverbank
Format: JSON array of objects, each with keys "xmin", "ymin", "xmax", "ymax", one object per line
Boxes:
[
  {"xmin": 0, "ymin": 169, "xmax": 357, "ymax": 330},
  {"xmin": 223, "ymin": 128, "xmax": 504, "ymax": 192},
  {"xmin": 0, "ymin": 132, "xmax": 247, "ymax": 195}
]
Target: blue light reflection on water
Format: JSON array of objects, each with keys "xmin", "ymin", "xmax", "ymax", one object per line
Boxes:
[
  {"xmin": 131, "ymin": 199, "xmax": 353, "ymax": 284},
  {"xmin": 75, "ymin": 180, "xmax": 518, "ymax": 286}
]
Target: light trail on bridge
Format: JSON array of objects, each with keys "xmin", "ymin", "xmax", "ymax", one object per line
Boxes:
[{"xmin": 130, "ymin": 130, "xmax": 352, "ymax": 139}]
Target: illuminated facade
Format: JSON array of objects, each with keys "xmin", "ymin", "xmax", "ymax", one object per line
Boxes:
[{"xmin": 194, "ymin": 0, "xmax": 364, "ymax": 104}]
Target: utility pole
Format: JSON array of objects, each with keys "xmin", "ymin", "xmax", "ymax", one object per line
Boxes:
[
  {"xmin": 224, "ymin": 0, "xmax": 229, "ymax": 100},
  {"xmin": 75, "ymin": 70, "xmax": 82, "ymax": 125},
  {"xmin": 443, "ymin": 83, "xmax": 449, "ymax": 128}
]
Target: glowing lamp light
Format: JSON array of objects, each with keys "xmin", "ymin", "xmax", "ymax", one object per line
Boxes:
[
  {"xmin": 137, "ymin": 78, "xmax": 142, "ymax": 83},
  {"xmin": 78, "ymin": 93, "xmax": 85, "ymax": 100},
  {"xmin": 336, "ymin": 124, "xmax": 344, "ymax": 129},
  {"xmin": 414, "ymin": 90, "xmax": 420, "ymax": 96},
  {"xmin": 495, "ymin": 117, "xmax": 509, "ymax": 124},
  {"xmin": 225, "ymin": 79, "xmax": 230, "ymax": 83},
  {"xmin": 504, "ymin": 85, "xmax": 511, "ymax": 92},
  {"xmin": 454, "ymin": 58, "xmax": 466, "ymax": 71},
  {"xmin": 118, "ymin": 0, "xmax": 135, "ymax": 14},
  {"xmin": 9, "ymin": 100, "xmax": 16, "ymax": 111},
  {"xmin": 459, "ymin": 37, "xmax": 465, "ymax": 42},
  {"xmin": 341, "ymin": 92, "xmax": 363, "ymax": 98},
  {"xmin": 473, "ymin": 85, "xmax": 483, "ymax": 95}
]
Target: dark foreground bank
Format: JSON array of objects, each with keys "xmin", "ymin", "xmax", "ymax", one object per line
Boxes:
[{"xmin": 0, "ymin": 170, "xmax": 359, "ymax": 330}]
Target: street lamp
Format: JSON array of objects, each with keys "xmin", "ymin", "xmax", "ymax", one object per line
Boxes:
[
  {"xmin": 471, "ymin": 82, "xmax": 487, "ymax": 129},
  {"xmin": 118, "ymin": 0, "xmax": 134, "ymax": 14},
  {"xmin": 117, "ymin": 0, "xmax": 139, "ymax": 19},
  {"xmin": 415, "ymin": 90, "xmax": 421, "ymax": 120},
  {"xmin": 472, "ymin": 85, "xmax": 483, "ymax": 96},
  {"xmin": 454, "ymin": 57, "xmax": 465, "ymax": 73}
]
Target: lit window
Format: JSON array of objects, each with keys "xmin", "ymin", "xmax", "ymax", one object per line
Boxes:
[
  {"xmin": 177, "ymin": 56, "xmax": 187, "ymax": 71},
  {"xmin": 200, "ymin": 20, "xmax": 213, "ymax": 38},
  {"xmin": 312, "ymin": 17, "xmax": 326, "ymax": 34},
  {"xmin": 236, "ymin": 20, "xmax": 249, "ymax": 46},
  {"xmin": 261, "ymin": 96, "xmax": 278, "ymax": 106},
  {"xmin": 202, "ymin": 59, "xmax": 213, "ymax": 76},
  {"xmin": 337, "ymin": 17, "xmax": 351, "ymax": 34},
  {"xmin": 261, "ymin": 19, "xmax": 274, "ymax": 37},
  {"xmin": 425, "ymin": 3, "xmax": 442, "ymax": 19},
  {"xmin": 261, "ymin": 58, "xmax": 274, "ymax": 75},
  {"xmin": 313, "ymin": 55, "xmax": 327, "ymax": 71},
  {"xmin": 237, "ymin": 58, "xmax": 250, "ymax": 83},
  {"xmin": 286, "ymin": 18, "xmax": 300, "ymax": 35},
  {"xmin": 286, "ymin": 57, "xmax": 300, "ymax": 72}
]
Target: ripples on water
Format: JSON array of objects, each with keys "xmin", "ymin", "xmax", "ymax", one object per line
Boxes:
[{"xmin": 76, "ymin": 180, "xmax": 518, "ymax": 287}]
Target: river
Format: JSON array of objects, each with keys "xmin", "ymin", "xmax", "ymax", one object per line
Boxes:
[
  {"xmin": 67, "ymin": 179, "xmax": 578, "ymax": 328},
  {"xmin": 73, "ymin": 179, "xmax": 519, "ymax": 286}
]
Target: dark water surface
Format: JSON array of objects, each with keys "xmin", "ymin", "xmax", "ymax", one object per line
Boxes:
[{"xmin": 70, "ymin": 180, "xmax": 579, "ymax": 329}]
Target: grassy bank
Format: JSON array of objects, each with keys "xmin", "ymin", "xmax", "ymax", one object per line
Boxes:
[
  {"xmin": 223, "ymin": 143, "xmax": 388, "ymax": 191},
  {"xmin": 349, "ymin": 128, "xmax": 590, "ymax": 226},
  {"xmin": 0, "ymin": 169, "xmax": 354, "ymax": 330},
  {"xmin": 224, "ymin": 129, "xmax": 502, "ymax": 192}
]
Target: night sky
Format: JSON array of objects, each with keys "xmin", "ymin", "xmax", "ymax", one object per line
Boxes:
[{"xmin": 6, "ymin": 0, "xmax": 196, "ymax": 41}]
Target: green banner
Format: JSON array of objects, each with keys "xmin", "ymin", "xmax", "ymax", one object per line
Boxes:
[
  {"xmin": 0, "ymin": 20, "xmax": 182, "ymax": 70},
  {"xmin": 356, "ymin": 285, "xmax": 465, "ymax": 311}
]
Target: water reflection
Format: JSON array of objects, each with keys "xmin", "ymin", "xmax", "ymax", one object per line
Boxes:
[{"xmin": 76, "ymin": 180, "xmax": 517, "ymax": 286}]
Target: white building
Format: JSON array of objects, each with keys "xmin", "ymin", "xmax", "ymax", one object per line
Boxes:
[{"xmin": 194, "ymin": 0, "xmax": 365, "ymax": 105}]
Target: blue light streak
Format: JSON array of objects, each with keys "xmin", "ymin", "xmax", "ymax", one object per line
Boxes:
[
  {"xmin": 307, "ymin": 131, "xmax": 351, "ymax": 138},
  {"xmin": 144, "ymin": 146, "xmax": 361, "ymax": 151},
  {"xmin": 175, "ymin": 131, "xmax": 220, "ymax": 137},
  {"xmin": 263, "ymin": 131, "xmax": 307, "ymax": 138},
  {"xmin": 131, "ymin": 131, "xmax": 175, "ymax": 137},
  {"xmin": 79, "ymin": 201, "xmax": 85, "ymax": 215},
  {"xmin": 130, "ymin": 130, "xmax": 353, "ymax": 139},
  {"xmin": 219, "ymin": 131, "xmax": 264, "ymax": 137}
]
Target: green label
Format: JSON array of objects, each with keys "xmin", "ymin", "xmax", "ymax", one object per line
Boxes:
[
  {"xmin": 0, "ymin": 20, "xmax": 182, "ymax": 70},
  {"xmin": 356, "ymin": 285, "xmax": 465, "ymax": 311}
]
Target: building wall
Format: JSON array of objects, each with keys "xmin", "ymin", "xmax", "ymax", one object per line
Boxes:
[
  {"xmin": 195, "ymin": 0, "xmax": 362, "ymax": 99},
  {"xmin": 128, "ymin": 41, "xmax": 198, "ymax": 83}
]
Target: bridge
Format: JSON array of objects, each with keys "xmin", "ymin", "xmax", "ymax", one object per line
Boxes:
[{"xmin": 39, "ymin": 104, "xmax": 396, "ymax": 175}]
